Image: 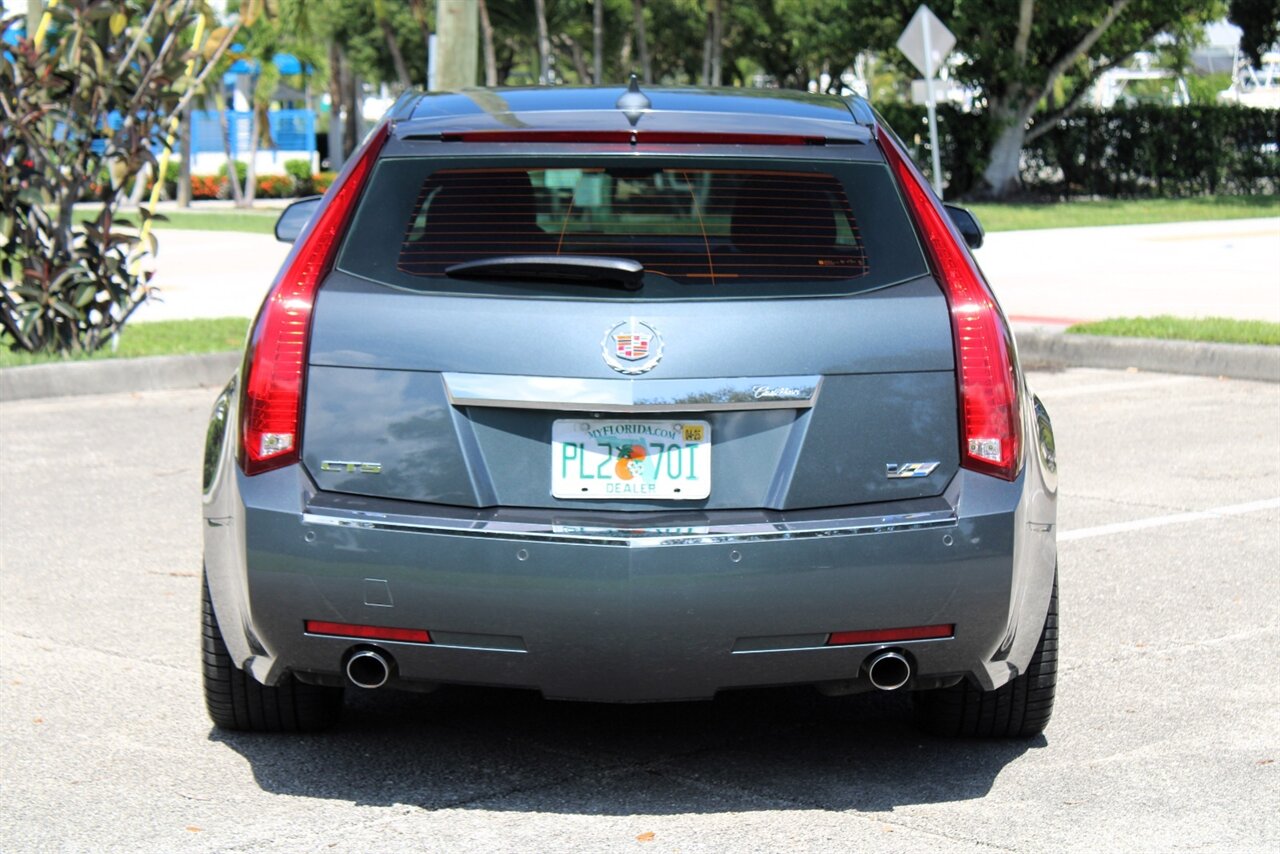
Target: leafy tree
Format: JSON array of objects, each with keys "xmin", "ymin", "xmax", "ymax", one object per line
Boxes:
[
  {"xmin": 1229, "ymin": 0, "xmax": 1280, "ymax": 66},
  {"xmin": 862, "ymin": 1, "xmax": 1223, "ymax": 198},
  {"xmin": 0, "ymin": 1, "xmax": 235, "ymax": 354}
]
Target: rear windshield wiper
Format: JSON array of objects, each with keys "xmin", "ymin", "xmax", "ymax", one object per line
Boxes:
[{"xmin": 444, "ymin": 255, "xmax": 644, "ymax": 291}]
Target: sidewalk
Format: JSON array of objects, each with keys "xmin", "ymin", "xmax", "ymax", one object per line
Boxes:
[
  {"xmin": 125, "ymin": 216, "xmax": 1280, "ymax": 325},
  {"xmin": 2, "ymin": 217, "xmax": 1277, "ymax": 401},
  {"xmin": 980, "ymin": 217, "xmax": 1280, "ymax": 326}
]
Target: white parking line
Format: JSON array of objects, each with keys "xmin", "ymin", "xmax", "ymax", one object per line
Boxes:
[{"xmin": 1059, "ymin": 497, "xmax": 1280, "ymax": 542}]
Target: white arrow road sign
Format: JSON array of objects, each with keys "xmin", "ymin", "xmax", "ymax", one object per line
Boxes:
[
  {"xmin": 896, "ymin": 5, "xmax": 956, "ymax": 196},
  {"xmin": 897, "ymin": 4, "xmax": 956, "ymax": 79}
]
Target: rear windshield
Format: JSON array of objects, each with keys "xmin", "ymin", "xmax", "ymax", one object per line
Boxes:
[{"xmin": 339, "ymin": 156, "xmax": 925, "ymax": 300}]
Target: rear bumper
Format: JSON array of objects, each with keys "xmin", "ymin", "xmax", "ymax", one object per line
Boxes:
[{"xmin": 203, "ymin": 459, "xmax": 1057, "ymax": 702}]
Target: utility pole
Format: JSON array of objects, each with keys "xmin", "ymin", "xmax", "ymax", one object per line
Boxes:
[{"xmin": 434, "ymin": 0, "xmax": 479, "ymax": 90}]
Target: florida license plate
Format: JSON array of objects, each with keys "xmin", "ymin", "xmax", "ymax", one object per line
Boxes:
[{"xmin": 551, "ymin": 419, "xmax": 711, "ymax": 500}]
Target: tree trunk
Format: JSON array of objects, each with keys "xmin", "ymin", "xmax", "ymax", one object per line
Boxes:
[
  {"xmin": 701, "ymin": 5, "xmax": 712, "ymax": 85},
  {"xmin": 327, "ymin": 42, "xmax": 345, "ymax": 163},
  {"xmin": 593, "ymin": 0, "xmax": 604, "ymax": 84},
  {"xmin": 478, "ymin": 0, "xmax": 499, "ymax": 86},
  {"xmin": 406, "ymin": 0, "xmax": 433, "ymax": 74},
  {"xmin": 557, "ymin": 34, "xmax": 591, "ymax": 84},
  {"xmin": 216, "ymin": 93, "xmax": 244, "ymax": 206},
  {"xmin": 710, "ymin": 0, "xmax": 724, "ymax": 86},
  {"xmin": 381, "ymin": 19, "xmax": 412, "ymax": 89},
  {"xmin": 240, "ymin": 105, "xmax": 259, "ymax": 207},
  {"xmin": 631, "ymin": 0, "xmax": 650, "ymax": 83},
  {"xmin": 342, "ymin": 58, "xmax": 359, "ymax": 161},
  {"xmin": 177, "ymin": 105, "xmax": 192, "ymax": 208},
  {"xmin": 981, "ymin": 113, "xmax": 1027, "ymax": 199},
  {"xmin": 534, "ymin": 0, "xmax": 552, "ymax": 84}
]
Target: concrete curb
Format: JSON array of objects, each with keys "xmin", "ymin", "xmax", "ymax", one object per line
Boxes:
[
  {"xmin": 1, "ymin": 335, "xmax": 1277, "ymax": 403},
  {"xmin": 1014, "ymin": 331, "xmax": 1280, "ymax": 383},
  {"xmin": 0, "ymin": 352, "xmax": 239, "ymax": 402}
]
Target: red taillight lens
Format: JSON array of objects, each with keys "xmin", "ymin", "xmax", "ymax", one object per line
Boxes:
[
  {"xmin": 305, "ymin": 620, "xmax": 432, "ymax": 644},
  {"xmin": 879, "ymin": 131, "xmax": 1022, "ymax": 481},
  {"xmin": 239, "ymin": 125, "xmax": 389, "ymax": 476},
  {"xmin": 826, "ymin": 624, "xmax": 955, "ymax": 646}
]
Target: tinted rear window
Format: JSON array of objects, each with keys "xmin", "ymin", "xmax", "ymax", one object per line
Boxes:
[{"xmin": 340, "ymin": 156, "xmax": 925, "ymax": 300}]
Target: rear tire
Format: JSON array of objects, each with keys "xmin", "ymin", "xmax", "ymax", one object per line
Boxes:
[
  {"xmin": 913, "ymin": 572, "xmax": 1058, "ymax": 738},
  {"xmin": 202, "ymin": 571, "xmax": 343, "ymax": 732}
]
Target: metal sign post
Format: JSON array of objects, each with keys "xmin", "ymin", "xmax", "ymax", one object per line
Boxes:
[{"xmin": 896, "ymin": 5, "xmax": 956, "ymax": 197}]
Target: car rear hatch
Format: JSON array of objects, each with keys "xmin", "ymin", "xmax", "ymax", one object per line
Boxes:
[{"xmin": 300, "ymin": 143, "xmax": 958, "ymax": 512}]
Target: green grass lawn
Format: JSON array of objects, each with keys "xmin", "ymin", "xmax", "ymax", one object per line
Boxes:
[
  {"xmin": 73, "ymin": 195, "xmax": 1280, "ymax": 237},
  {"xmin": 968, "ymin": 195, "xmax": 1280, "ymax": 232},
  {"xmin": 1067, "ymin": 315, "xmax": 1280, "ymax": 346},
  {"xmin": 0, "ymin": 317, "xmax": 252, "ymax": 367}
]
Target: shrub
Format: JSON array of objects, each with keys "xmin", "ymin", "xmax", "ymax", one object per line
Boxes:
[
  {"xmin": 1, "ymin": 1, "xmax": 217, "ymax": 355},
  {"xmin": 283, "ymin": 158, "xmax": 314, "ymax": 194},
  {"xmin": 1025, "ymin": 105, "xmax": 1280, "ymax": 197},
  {"xmin": 189, "ymin": 175, "xmax": 222, "ymax": 200},
  {"xmin": 875, "ymin": 102, "xmax": 1279, "ymax": 199},
  {"xmin": 313, "ymin": 171, "xmax": 338, "ymax": 194},
  {"xmin": 216, "ymin": 160, "xmax": 249, "ymax": 183},
  {"xmin": 255, "ymin": 174, "xmax": 295, "ymax": 198}
]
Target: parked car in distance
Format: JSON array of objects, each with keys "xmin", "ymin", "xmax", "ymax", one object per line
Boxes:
[{"xmin": 201, "ymin": 81, "xmax": 1058, "ymax": 737}]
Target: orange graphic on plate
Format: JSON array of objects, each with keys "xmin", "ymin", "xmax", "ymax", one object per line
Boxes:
[{"xmin": 615, "ymin": 443, "xmax": 647, "ymax": 480}]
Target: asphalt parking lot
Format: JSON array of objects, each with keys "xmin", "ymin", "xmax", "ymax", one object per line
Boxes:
[{"xmin": 1, "ymin": 367, "xmax": 1277, "ymax": 852}]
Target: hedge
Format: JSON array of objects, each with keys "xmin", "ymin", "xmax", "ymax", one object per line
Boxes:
[{"xmin": 875, "ymin": 103, "xmax": 1280, "ymax": 199}]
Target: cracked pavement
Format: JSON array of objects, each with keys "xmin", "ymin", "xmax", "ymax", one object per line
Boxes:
[{"xmin": 1, "ymin": 368, "xmax": 1277, "ymax": 852}]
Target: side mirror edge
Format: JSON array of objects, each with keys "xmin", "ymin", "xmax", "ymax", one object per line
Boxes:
[
  {"xmin": 944, "ymin": 203, "xmax": 985, "ymax": 251},
  {"xmin": 274, "ymin": 195, "xmax": 324, "ymax": 243}
]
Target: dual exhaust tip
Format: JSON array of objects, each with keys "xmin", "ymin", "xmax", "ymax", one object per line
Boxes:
[
  {"xmin": 866, "ymin": 650, "xmax": 911, "ymax": 691},
  {"xmin": 345, "ymin": 648, "xmax": 394, "ymax": 690}
]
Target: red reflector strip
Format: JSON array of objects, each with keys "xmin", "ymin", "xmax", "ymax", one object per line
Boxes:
[
  {"xmin": 439, "ymin": 130, "xmax": 823, "ymax": 146},
  {"xmin": 305, "ymin": 620, "xmax": 431, "ymax": 644},
  {"xmin": 827, "ymin": 624, "xmax": 954, "ymax": 646}
]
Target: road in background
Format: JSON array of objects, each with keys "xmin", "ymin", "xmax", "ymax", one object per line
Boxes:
[
  {"xmin": 133, "ymin": 217, "xmax": 1280, "ymax": 326},
  {"xmin": 981, "ymin": 218, "xmax": 1280, "ymax": 325},
  {"xmin": 2, "ymin": 368, "xmax": 1277, "ymax": 852}
]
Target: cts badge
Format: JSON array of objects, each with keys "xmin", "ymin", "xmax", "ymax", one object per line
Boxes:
[
  {"xmin": 885, "ymin": 461, "xmax": 939, "ymax": 479},
  {"xmin": 320, "ymin": 460, "xmax": 383, "ymax": 474},
  {"xmin": 601, "ymin": 319, "xmax": 664, "ymax": 375}
]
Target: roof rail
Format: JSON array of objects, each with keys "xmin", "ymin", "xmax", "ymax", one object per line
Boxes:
[
  {"xmin": 842, "ymin": 95, "xmax": 877, "ymax": 128},
  {"xmin": 386, "ymin": 90, "xmax": 425, "ymax": 123}
]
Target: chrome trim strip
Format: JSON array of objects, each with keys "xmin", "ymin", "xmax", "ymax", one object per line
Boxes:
[
  {"xmin": 442, "ymin": 373, "xmax": 823, "ymax": 413},
  {"xmin": 301, "ymin": 507, "xmax": 957, "ymax": 548}
]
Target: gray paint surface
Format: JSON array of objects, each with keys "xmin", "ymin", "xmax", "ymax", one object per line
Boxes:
[{"xmin": 2, "ymin": 371, "xmax": 1277, "ymax": 851}]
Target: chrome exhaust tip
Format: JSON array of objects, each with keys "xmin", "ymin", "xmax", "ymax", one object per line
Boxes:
[
  {"xmin": 866, "ymin": 650, "xmax": 911, "ymax": 691},
  {"xmin": 345, "ymin": 648, "xmax": 392, "ymax": 689}
]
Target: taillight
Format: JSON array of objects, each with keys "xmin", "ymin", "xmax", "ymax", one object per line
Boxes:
[
  {"xmin": 879, "ymin": 131, "xmax": 1022, "ymax": 481},
  {"xmin": 239, "ymin": 124, "xmax": 389, "ymax": 476}
]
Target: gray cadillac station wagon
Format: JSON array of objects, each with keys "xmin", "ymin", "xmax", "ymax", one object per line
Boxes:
[{"xmin": 201, "ymin": 82, "xmax": 1059, "ymax": 738}]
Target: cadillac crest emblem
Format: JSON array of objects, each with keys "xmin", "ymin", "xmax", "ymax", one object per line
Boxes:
[{"xmin": 602, "ymin": 319, "xmax": 663, "ymax": 374}]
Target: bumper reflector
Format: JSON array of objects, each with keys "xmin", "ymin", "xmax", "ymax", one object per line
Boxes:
[
  {"xmin": 826, "ymin": 624, "xmax": 954, "ymax": 646},
  {"xmin": 305, "ymin": 620, "xmax": 432, "ymax": 644}
]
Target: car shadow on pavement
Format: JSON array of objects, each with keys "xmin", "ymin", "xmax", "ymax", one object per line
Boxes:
[{"xmin": 210, "ymin": 684, "xmax": 1043, "ymax": 814}]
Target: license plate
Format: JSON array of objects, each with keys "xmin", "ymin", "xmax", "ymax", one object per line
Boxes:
[{"xmin": 552, "ymin": 419, "xmax": 711, "ymax": 500}]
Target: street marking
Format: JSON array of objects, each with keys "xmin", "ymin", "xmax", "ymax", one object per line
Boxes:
[{"xmin": 1060, "ymin": 497, "xmax": 1280, "ymax": 542}]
